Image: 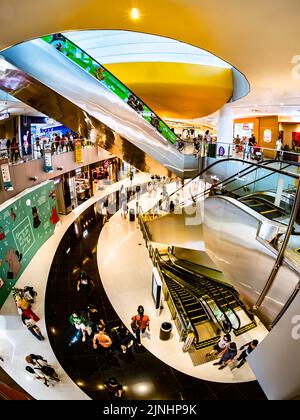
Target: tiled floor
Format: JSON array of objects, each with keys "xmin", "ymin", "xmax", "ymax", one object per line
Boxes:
[{"xmin": 45, "ymin": 191, "xmax": 267, "ymax": 400}]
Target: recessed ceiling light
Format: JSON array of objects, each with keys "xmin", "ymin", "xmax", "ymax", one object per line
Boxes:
[{"xmin": 130, "ymin": 8, "xmax": 140, "ymax": 19}]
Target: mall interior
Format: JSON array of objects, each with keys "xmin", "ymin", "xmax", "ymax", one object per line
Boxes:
[{"xmin": 0, "ymin": 0, "xmax": 300, "ymax": 401}]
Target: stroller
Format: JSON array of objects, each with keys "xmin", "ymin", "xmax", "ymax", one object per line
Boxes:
[{"xmin": 253, "ymin": 145, "xmax": 263, "ymax": 162}]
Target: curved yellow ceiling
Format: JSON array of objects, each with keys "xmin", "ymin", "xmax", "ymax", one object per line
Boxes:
[
  {"xmin": 105, "ymin": 62, "xmax": 232, "ymax": 119},
  {"xmin": 0, "ymin": 0, "xmax": 299, "ymax": 114}
]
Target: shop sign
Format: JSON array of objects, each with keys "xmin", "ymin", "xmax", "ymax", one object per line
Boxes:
[
  {"xmin": 0, "ymin": 112, "xmax": 10, "ymax": 121},
  {"xmin": 263, "ymin": 129, "xmax": 272, "ymax": 143},
  {"xmin": 74, "ymin": 140, "xmax": 83, "ymax": 164},
  {"xmin": 44, "ymin": 145, "xmax": 53, "ymax": 173},
  {"xmin": 0, "ymin": 159, "xmax": 13, "ymax": 191}
]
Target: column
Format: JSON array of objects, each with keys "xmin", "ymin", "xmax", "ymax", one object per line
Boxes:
[{"xmin": 217, "ymin": 106, "xmax": 234, "ymax": 156}]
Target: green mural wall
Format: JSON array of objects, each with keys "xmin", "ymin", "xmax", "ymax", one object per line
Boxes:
[{"xmin": 0, "ymin": 181, "xmax": 59, "ymax": 309}]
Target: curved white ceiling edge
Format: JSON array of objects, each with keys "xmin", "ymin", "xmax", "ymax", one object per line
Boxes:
[{"xmin": 64, "ymin": 30, "xmax": 250, "ymax": 103}]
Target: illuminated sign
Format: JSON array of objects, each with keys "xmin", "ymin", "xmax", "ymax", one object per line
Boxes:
[
  {"xmin": 263, "ymin": 129, "xmax": 272, "ymax": 143},
  {"xmin": 0, "ymin": 112, "xmax": 10, "ymax": 121}
]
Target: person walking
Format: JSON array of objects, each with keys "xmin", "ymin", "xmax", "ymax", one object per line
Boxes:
[
  {"xmin": 104, "ymin": 377, "xmax": 125, "ymax": 399},
  {"xmin": 236, "ymin": 340, "xmax": 259, "ymax": 368},
  {"xmin": 76, "ymin": 271, "xmax": 95, "ymax": 304},
  {"xmin": 131, "ymin": 305, "xmax": 150, "ymax": 347},
  {"xmin": 93, "ymin": 329, "xmax": 113, "ymax": 356},
  {"xmin": 275, "ymin": 137, "xmax": 282, "ymax": 160},
  {"xmin": 69, "ymin": 311, "xmax": 90, "ymax": 342}
]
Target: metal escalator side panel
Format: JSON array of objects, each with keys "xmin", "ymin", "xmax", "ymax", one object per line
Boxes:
[
  {"xmin": 203, "ymin": 196, "xmax": 299, "ymax": 326},
  {"xmin": 2, "ymin": 39, "xmax": 185, "ymax": 176},
  {"xmin": 0, "ymin": 56, "xmax": 170, "ymax": 175}
]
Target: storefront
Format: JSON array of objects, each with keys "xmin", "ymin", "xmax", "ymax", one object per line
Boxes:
[
  {"xmin": 75, "ymin": 166, "xmax": 92, "ymax": 204},
  {"xmin": 52, "ymin": 172, "xmax": 78, "ymax": 215},
  {"xmin": 90, "ymin": 157, "xmax": 120, "ymax": 195},
  {"xmin": 20, "ymin": 116, "xmax": 76, "ymax": 159}
]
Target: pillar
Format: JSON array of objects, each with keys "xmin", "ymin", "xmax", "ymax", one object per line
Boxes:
[{"xmin": 217, "ymin": 106, "xmax": 234, "ymax": 144}]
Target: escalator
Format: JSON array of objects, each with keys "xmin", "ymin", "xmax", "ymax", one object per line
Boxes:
[
  {"xmin": 239, "ymin": 196, "xmax": 286, "ymax": 220},
  {"xmin": 143, "ymin": 158, "xmax": 300, "ymax": 326},
  {"xmin": 1, "ymin": 35, "xmax": 197, "ymax": 176}
]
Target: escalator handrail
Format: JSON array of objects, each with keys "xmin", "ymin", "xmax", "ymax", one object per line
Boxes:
[
  {"xmin": 179, "ymin": 160, "xmax": 298, "ymax": 209},
  {"xmin": 162, "ymin": 272, "xmax": 200, "ymax": 342},
  {"xmin": 160, "ymin": 261, "xmax": 237, "ymax": 332},
  {"xmin": 162, "ymin": 259, "xmax": 242, "ymax": 331},
  {"xmin": 161, "ymin": 266, "xmax": 227, "ymax": 336},
  {"xmin": 173, "ymin": 158, "xmax": 299, "ymax": 203},
  {"xmin": 225, "ymin": 162, "xmax": 293, "ymax": 195}
]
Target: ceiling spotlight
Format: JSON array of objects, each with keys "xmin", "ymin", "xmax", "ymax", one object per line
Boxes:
[
  {"xmin": 130, "ymin": 8, "xmax": 140, "ymax": 19},
  {"xmin": 57, "ymin": 166, "xmax": 64, "ymax": 170}
]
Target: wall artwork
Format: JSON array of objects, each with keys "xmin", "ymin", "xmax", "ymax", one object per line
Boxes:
[{"xmin": 0, "ymin": 181, "xmax": 59, "ymax": 309}]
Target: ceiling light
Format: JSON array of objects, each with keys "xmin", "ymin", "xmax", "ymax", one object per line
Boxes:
[{"xmin": 130, "ymin": 8, "xmax": 140, "ymax": 19}]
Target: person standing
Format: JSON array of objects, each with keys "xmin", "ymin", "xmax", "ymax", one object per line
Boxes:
[
  {"xmin": 276, "ymin": 137, "xmax": 282, "ymax": 160},
  {"xmin": 131, "ymin": 305, "xmax": 150, "ymax": 347}
]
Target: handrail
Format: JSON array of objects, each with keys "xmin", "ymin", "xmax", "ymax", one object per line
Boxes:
[
  {"xmin": 160, "ymin": 259, "xmax": 238, "ymax": 332},
  {"xmin": 175, "ymin": 138, "xmax": 300, "ymax": 159},
  {"xmin": 163, "ymin": 159, "xmax": 298, "ymax": 214},
  {"xmin": 161, "ymin": 263, "xmax": 234, "ymax": 334}
]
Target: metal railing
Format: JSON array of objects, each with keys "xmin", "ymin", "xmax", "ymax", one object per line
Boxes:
[
  {"xmin": 176, "ymin": 138, "xmax": 300, "ymax": 163},
  {"xmin": 0, "ymin": 139, "xmax": 95, "ymax": 164}
]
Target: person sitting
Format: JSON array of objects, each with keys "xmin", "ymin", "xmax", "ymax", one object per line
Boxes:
[
  {"xmin": 213, "ymin": 342, "xmax": 237, "ymax": 370},
  {"xmin": 206, "ymin": 333, "xmax": 231, "ymax": 357}
]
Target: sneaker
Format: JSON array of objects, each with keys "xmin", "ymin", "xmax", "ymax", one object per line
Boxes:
[
  {"xmin": 213, "ymin": 362, "xmax": 221, "ymax": 366},
  {"xmin": 218, "ymin": 365, "xmax": 226, "ymax": 370}
]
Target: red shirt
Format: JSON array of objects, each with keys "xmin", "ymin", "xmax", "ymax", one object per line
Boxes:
[{"xmin": 132, "ymin": 314, "xmax": 150, "ymax": 330}]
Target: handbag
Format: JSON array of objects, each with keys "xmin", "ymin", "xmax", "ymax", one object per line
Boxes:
[{"xmin": 131, "ymin": 316, "xmax": 140, "ymax": 333}]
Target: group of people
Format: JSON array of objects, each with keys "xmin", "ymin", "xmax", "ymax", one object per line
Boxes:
[
  {"xmin": 10, "ymin": 287, "xmax": 61, "ymax": 387},
  {"xmin": 68, "ymin": 266, "xmax": 153, "ymax": 399},
  {"xmin": 12, "ymin": 286, "xmax": 44, "ymax": 341},
  {"xmin": 0, "ymin": 137, "xmax": 21, "ymax": 162},
  {"xmin": 25, "ymin": 354, "xmax": 60, "ymax": 387},
  {"xmin": 207, "ymin": 333, "xmax": 259, "ymax": 370}
]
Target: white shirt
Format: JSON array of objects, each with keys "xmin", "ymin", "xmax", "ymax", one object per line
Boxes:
[{"xmin": 276, "ymin": 140, "xmax": 282, "ymax": 151}]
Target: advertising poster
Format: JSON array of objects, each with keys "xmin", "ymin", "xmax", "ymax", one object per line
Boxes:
[
  {"xmin": 0, "ymin": 181, "xmax": 59, "ymax": 308},
  {"xmin": 20, "ymin": 115, "xmax": 32, "ymax": 156},
  {"xmin": 74, "ymin": 139, "xmax": 83, "ymax": 163},
  {"xmin": 44, "ymin": 145, "xmax": 53, "ymax": 173},
  {"xmin": 0, "ymin": 159, "xmax": 13, "ymax": 191}
]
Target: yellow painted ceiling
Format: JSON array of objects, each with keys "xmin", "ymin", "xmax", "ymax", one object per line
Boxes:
[
  {"xmin": 105, "ymin": 62, "xmax": 232, "ymax": 119},
  {"xmin": 0, "ymin": 0, "xmax": 299, "ymax": 115}
]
